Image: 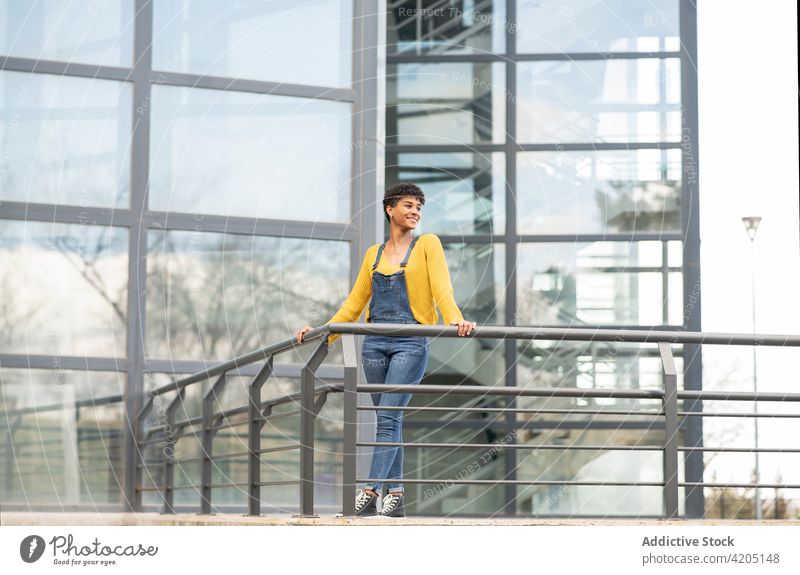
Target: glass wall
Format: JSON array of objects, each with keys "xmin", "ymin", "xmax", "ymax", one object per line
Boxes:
[
  {"xmin": 386, "ymin": 0, "xmax": 697, "ymax": 517},
  {"xmin": 0, "ymin": 0, "xmax": 367, "ymax": 513}
]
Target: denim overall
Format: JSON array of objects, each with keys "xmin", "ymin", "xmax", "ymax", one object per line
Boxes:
[{"xmin": 362, "ymin": 234, "xmax": 430, "ymax": 496}]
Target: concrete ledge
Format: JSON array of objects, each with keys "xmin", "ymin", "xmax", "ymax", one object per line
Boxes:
[{"xmin": 2, "ymin": 512, "xmax": 798, "ymax": 526}]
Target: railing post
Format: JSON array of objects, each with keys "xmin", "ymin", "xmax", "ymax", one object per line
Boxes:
[
  {"xmin": 659, "ymin": 342, "xmax": 680, "ymax": 519},
  {"xmin": 162, "ymin": 386, "xmax": 186, "ymax": 514},
  {"xmin": 135, "ymin": 387, "xmax": 156, "ymax": 512},
  {"xmin": 341, "ymin": 334, "xmax": 359, "ymax": 517},
  {"xmin": 298, "ymin": 339, "xmax": 328, "ymax": 517},
  {"xmin": 248, "ymin": 357, "xmax": 274, "ymax": 516},
  {"xmin": 200, "ymin": 373, "xmax": 227, "ymax": 515}
]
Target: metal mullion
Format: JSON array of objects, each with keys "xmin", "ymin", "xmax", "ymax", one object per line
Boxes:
[
  {"xmin": 503, "ymin": 0, "xmax": 518, "ymax": 518},
  {"xmin": 680, "ymin": 0, "xmax": 704, "ymax": 519},
  {"xmin": 435, "ymin": 234, "xmax": 502, "ymax": 243},
  {"xmin": 518, "ymin": 233, "xmax": 683, "ymax": 243},
  {"xmin": 438, "ymin": 232, "xmax": 683, "ymax": 243},
  {"xmin": 515, "ymin": 51, "xmax": 681, "ymax": 62},
  {"xmin": 0, "ymin": 201, "xmax": 136, "ymax": 227},
  {"xmin": 518, "ymin": 142, "xmax": 681, "ymax": 152},
  {"xmin": 0, "ymin": 354, "xmax": 128, "ymax": 372},
  {"xmin": 387, "ymin": 142, "xmax": 682, "ymax": 153},
  {"xmin": 125, "ymin": 0, "xmax": 152, "ymax": 514},
  {"xmin": 149, "ymin": 70, "xmax": 356, "ymax": 102},
  {"xmin": 386, "ymin": 143, "xmax": 505, "ymax": 154},
  {"xmin": 387, "ymin": 53, "xmax": 505, "ymax": 64},
  {"xmin": 145, "ymin": 210, "xmax": 358, "ymax": 241},
  {"xmin": 386, "ymin": 52, "xmax": 682, "ymax": 64},
  {"xmin": 0, "ymin": 56, "xmax": 133, "ymax": 82}
]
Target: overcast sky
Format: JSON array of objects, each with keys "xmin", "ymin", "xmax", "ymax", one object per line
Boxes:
[{"xmin": 697, "ymin": 0, "xmax": 799, "ymax": 492}]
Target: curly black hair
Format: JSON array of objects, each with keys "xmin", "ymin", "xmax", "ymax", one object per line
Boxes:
[{"xmin": 383, "ymin": 182, "xmax": 425, "ymax": 223}]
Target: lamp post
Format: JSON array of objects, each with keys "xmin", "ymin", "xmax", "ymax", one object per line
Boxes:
[{"xmin": 741, "ymin": 216, "xmax": 762, "ymax": 520}]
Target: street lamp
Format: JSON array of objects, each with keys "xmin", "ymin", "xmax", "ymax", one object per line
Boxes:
[{"xmin": 741, "ymin": 216, "xmax": 762, "ymax": 520}]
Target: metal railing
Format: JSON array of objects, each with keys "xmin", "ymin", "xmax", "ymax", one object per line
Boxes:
[
  {"xmin": 328, "ymin": 323, "xmax": 800, "ymax": 519},
  {"xmin": 3, "ymin": 323, "xmax": 799, "ymax": 518}
]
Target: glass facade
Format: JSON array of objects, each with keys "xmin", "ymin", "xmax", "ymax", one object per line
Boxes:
[
  {"xmin": 386, "ymin": 0, "xmax": 699, "ymax": 517},
  {"xmin": 1, "ymin": 0, "xmax": 704, "ymax": 518},
  {"xmin": 0, "ymin": 0, "xmax": 367, "ymax": 514}
]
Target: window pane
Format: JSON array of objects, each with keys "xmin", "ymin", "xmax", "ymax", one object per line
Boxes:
[
  {"xmin": 0, "ymin": 0, "xmax": 134, "ymax": 67},
  {"xmin": 146, "ymin": 230, "xmax": 350, "ymax": 364},
  {"xmin": 517, "ymin": 0, "xmax": 679, "ymax": 54},
  {"xmin": 0, "ymin": 368, "xmax": 126, "ymax": 505},
  {"xmin": 514, "ymin": 337, "xmax": 684, "ymax": 515},
  {"xmin": 516, "ymin": 241, "xmax": 680, "ymax": 326},
  {"xmin": 387, "ymin": 0, "xmax": 506, "ymax": 55},
  {"xmin": 0, "ymin": 71, "xmax": 132, "ymax": 207},
  {"xmin": 0, "ymin": 221, "xmax": 128, "ymax": 357},
  {"xmin": 387, "ymin": 62, "xmax": 505, "ymax": 145},
  {"xmin": 152, "ymin": 0, "xmax": 352, "ymax": 87},
  {"xmin": 148, "ymin": 84, "xmax": 351, "ymax": 221},
  {"xmin": 387, "ymin": 152, "xmax": 506, "ymax": 235},
  {"xmin": 427, "ymin": 242, "xmax": 506, "ymax": 385},
  {"xmin": 517, "ymin": 59, "xmax": 681, "ymax": 144},
  {"xmin": 517, "ymin": 150, "xmax": 681, "ymax": 234}
]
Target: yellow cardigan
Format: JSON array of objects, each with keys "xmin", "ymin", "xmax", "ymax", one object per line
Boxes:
[{"xmin": 324, "ymin": 233, "xmax": 464, "ymax": 344}]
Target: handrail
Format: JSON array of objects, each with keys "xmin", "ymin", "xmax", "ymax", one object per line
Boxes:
[
  {"xmin": 327, "ymin": 322, "xmax": 800, "ymax": 346},
  {"xmin": 5, "ymin": 322, "xmax": 798, "ymax": 519},
  {"xmin": 333, "ymin": 323, "xmax": 800, "ymax": 519}
]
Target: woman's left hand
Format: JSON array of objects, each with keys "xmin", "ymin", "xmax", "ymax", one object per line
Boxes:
[{"xmin": 450, "ymin": 319, "xmax": 477, "ymax": 336}]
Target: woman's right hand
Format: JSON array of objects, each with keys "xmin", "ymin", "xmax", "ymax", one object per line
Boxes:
[{"xmin": 295, "ymin": 325, "xmax": 313, "ymax": 343}]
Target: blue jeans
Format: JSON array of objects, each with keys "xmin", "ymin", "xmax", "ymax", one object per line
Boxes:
[{"xmin": 361, "ymin": 333, "xmax": 430, "ymax": 494}]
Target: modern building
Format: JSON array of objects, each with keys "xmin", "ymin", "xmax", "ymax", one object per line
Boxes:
[{"xmin": 0, "ymin": 1, "xmax": 704, "ymax": 518}]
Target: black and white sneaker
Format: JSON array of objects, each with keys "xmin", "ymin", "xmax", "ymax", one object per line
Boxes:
[
  {"xmin": 354, "ymin": 489, "xmax": 378, "ymax": 516},
  {"xmin": 380, "ymin": 492, "xmax": 405, "ymax": 517}
]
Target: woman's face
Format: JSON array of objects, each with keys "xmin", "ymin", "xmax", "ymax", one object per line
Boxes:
[{"xmin": 387, "ymin": 195, "xmax": 422, "ymax": 229}]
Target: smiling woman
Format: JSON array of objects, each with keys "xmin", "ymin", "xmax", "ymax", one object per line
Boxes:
[{"xmin": 295, "ymin": 181, "xmax": 476, "ymax": 517}]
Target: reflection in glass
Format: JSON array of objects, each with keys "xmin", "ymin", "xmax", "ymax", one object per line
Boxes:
[
  {"xmin": 517, "ymin": 0, "xmax": 679, "ymax": 54},
  {"xmin": 139, "ymin": 373, "xmax": 342, "ymax": 511},
  {"xmin": 0, "ymin": 0, "xmax": 134, "ymax": 67},
  {"xmin": 517, "ymin": 431, "xmax": 677, "ymax": 516},
  {"xmin": 0, "ymin": 71, "xmax": 132, "ymax": 207},
  {"xmin": 148, "ymin": 84, "xmax": 351, "ymax": 221},
  {"xmin": 517, "ymin": 59, "xmax": 681, "ymax": 144},
  {"xmin": 146, "ymin": 230, "xmax": 350, "ymax": 364},
  {"xmin": 514, "ymin": 337, "xmax": 685, "ymax": 515},
  {"xmin": 0, "ymin": 221, "xmax": 128, "ymax": 357},
  {"xmin": 387, "ymin": 62, "xmax": 505, "ymax": 145},
  {"xmin": 0, "ymin": 369, "xmax": 126, "ymax": 505},
  {"xmin": 406, "ymin": 423, "xmax": 508, "ymax": 514},
  {"xmin": 387, "ymin": 0, "xmax": 505, "ymax": 55},
  {"xmin": 387, "ymin": 152, "xmax": 506, "ymax": 235},
  {"xmin": 516, "ymin": 241, "xmax": 682, "ymax": 326},
  {"xmin": 422, "ymin": 242, "xmax": 506, "ymax": 387},
  {"xmin": 517, "ymin": 150, "xmax": 681, "ymax": 234},
  {"xmin": 153, "ymin": 0, "xmax": 352, "ymax": 87}
]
